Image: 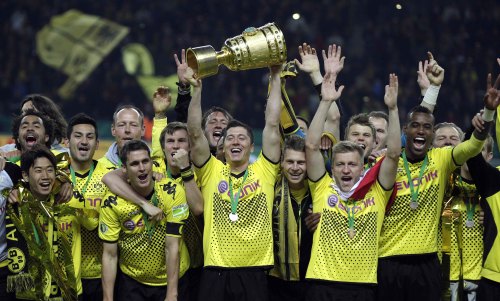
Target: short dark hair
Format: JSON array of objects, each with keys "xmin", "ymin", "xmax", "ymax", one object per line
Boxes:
[
  {"xmin": 12, "ymin": 109, "xmax": 55, "ymax": 150},
  {"xmin": 222, "ymin": 119, "xmax": 254, "ymax": 144},
  {"xmin": 119, "ymin": 140, "xmax": 150, "ymax": 166},
  {"xmin": 159, "ymin": 121, "xmax": 188, "ymax": 149},
  {"xmin": 20, "ymin": 145, "xmax": 56, "ymax": 174},
  {"xmin": 345, "ymin": 113, "xmax": 376, "ymax": 139},
  {"xmin": 202, "ymin": 106, "xmax": 233, "ymax": 130},
  {"xmin": 21, "ymin": 94, "xmax": 67, "ymax": 143},
  {"xmin": 67, "ymin": 113, "xmax": 99, "ymax": 140},
  {"xmin": 112, "ymin": 105, "xmax": 144, "ymax": 126},
  {"xmin": 434, "ymin": 122, "xmax": 464, "ymax": 141},
  {"xmin": 282, "ymin": 135, "xmax": 305, "ymax": 161},
  {"xmin": 406, "ymin": 105, "xmax": 434, "ymax": 125},
  {"xmin": 368, "ymin": 111, "xmax": 389, "ymax": 122}
]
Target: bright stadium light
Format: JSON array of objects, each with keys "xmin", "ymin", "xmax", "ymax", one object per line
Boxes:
[
  {"xmin": 396, "ymin": 4, "xmax": 402, "ymax": 10},
  {"xmin": 292, "ymin": 13, "xmax": 300, "ymax": 20}
]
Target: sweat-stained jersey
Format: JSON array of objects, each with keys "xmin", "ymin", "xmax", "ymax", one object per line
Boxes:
[
  {"xmin": 99, "ymin": 177, "xmax": 189, "ymax": 286},
  {"xmin": 379, "ymin": 147, "xmax": 458, "ymax": 257},
  {"xmin": 194, "ymin": 152, "xmax": 280, "ymax": 268},
  {"xmin": 306, "ymin": 172, "xmax": 391, "ymax": 284},
  {"xmin": 67, "ymin": 160, "xmax": 110, "ymax": 279}
]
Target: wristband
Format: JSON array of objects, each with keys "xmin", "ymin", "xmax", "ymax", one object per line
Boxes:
[
  {"xmin": 176, "ymin": 82, "xmax": 190, "ymax": 95},
  {"xmin": 422, "ymin": 85, "xmax": 440, "ymax": 106},
  {"xmin": 180, "ymin": 165, "xmax": 194, "ymax": 182},
  {"xmin": 482, "ymin": 107, "xmax": 495, "ymax": 122}
]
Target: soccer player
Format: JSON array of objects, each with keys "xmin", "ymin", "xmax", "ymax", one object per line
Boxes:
[
  {"xmin": 268, "ymin": 135, "xmax": 313, "ymax": 301},
  {"xmin": 66, "ymin": 113, "xmax": 110, "ymax": 300},
  {"xmin": 99, "ymin": 140, "xmax": 189, "ymax": 301},
  {"xmin": 186, "ymin": 63, "xmax": 282, "ymax": 300},
  {"xmin": 376, "ymin": 73, "xmax": 496, "ymax": 300},
  {"xmin": 345, "ymin": 113, "xmax": 377, "ymax": 163},
  {"xmin": 305, "ymin": 44, "xmax": 401, "ymax": 300}
]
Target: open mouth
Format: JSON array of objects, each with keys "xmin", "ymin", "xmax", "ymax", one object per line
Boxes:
[
  {"xmin": 358, "ymin": 143, "xmax": 366, "ymax": 150},
  {"xmin": 230, "ymin": 148, "xmax": 242, "ymax": 154},
  {"xmin": 25, "ymin": 134, "xmax": 37, "ymax": 146},
  {"xmin": 413, "ymin": 137, "xmax": 426, "ymax": 150}
]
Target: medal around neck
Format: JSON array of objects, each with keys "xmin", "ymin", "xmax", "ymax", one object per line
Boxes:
[
  {"xmin": 410, "ymin": 201, "xmax": 419, "ymax": 210},
  {"xmin": 348, "ymin": 228, "xmax": 356, "ymax": 239},
  {"xmin": 229, "ymin": 213, "xmax": 239, "ymax": 222},
  {"xmin": 465, "ymin": 220, "xmax": 474, "ymax": 228}
]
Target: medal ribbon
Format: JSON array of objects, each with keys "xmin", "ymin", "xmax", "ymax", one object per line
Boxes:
[
  {"xmin": 70, "ymin": 163, "xmax": 95, "ymax": 207},
  {"xmin": 346, "ymin": 199, "xmax": 356, "ymax": 231},
  {"xmin": 228, "ymin": 170, "xmax": 249, "ymax": 216},
  {"xmin": 402, "ymin": 150, "xmax": 428, "ymax": 206},
  {"xmin": 458, "ymin": 176, "xmax": 478, "ymax": 223},
  {"xmin": 142, "ymin": 192, "xmax": 158, "ymax": 243}
]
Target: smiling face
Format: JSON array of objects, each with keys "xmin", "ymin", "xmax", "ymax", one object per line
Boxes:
[
  {"xmin": 332, "ymin": 151, "xmax": 364, "ymax": 192},
  {"xmin": 223, "ymin": 126, "xmax": 254, "ymax": 167},
  {"xmin": 346, "ymin": 124, "xmax": 375, "ymax": 159},
  {"xmin": 281, "ymin": 149, "xmax": 306, "ymax": 189},
  {"xmin": 163, "ymin": 128, "xmax": 190, "ymax": 168},
  {"xmin": 204, "ymin": 111, "xmax": 229, "ymax": 148},
  {"xmin": 404, "ymin": 112, "xmax": 434, "ymax": 160},
  {"xmin": 24, "ymin": 157, "xmax": 56, "ymax": 200},
  {"xmin": 69, "ymin": 124, "xmax": 99, "ymax": 165},
  {"xmin": 433, "ymin": 126, "xmax": 461, "ymax": 147},
  {"xmin": 124, "ymin": 149, "xmax": 153, "ymax": 194},
  {"xmin": 112, "ymin": 108, "xmax": 144, "ymax": 151},
  {"xmin": 17, "ymin": 115, "xmax": 49, "ymax": 152}
]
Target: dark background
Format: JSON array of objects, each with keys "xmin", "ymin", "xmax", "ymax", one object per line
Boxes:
[{"xmin": 0, "ymin": 0, "xmax": 499, "ymax": 142}]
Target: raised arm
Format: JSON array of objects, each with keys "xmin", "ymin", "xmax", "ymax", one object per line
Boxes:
[
  {"xmin": 185, "ymin": 68, "xmax": 211, "ymax": 167},
  {"xmin": 102, "ymin": 169, "xmax": 164, "ymax": 221},
  {"xmin": 420, "ymin": 51, "xmax": 444, "ymax": 112},
  {"xmin": 174, "ymin": 49, "xmax": 192, "ymax": 123},
  {"xmin": 378, "ymin": 74, "xmax": 401, "ymax": 189},
  {"xmin": 172, "ymin": 148, "xmax": 204, "ymax": 215},
  {"xmin": 102, "ymin": 242, "xmax": 118, "ymax": 301},
  {"xmin": 453, "ymin": 72, "xmax": 500, "ymax": 164},
  {"xmin": 165, "ymin": 236, "xmax": 180, "ymax": 301},
  {"xmin": 152, "ymin": 86, "xmax": 171, "ymax": 158},
  {"xmin": 262, "ymin": 66, "xmax": 282, "ymax": 162},
  {"xmin": 306, "ymin": 45, "xmax": 345, "ymax": 181},
  {"xmin": 295, "ymin": 43, "xmax": 323, "ymax": 85}
]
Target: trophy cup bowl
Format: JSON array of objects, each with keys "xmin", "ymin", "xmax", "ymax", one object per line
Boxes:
[{"xmin": 186, "ymin": 23, "xmax": 287, "ymax": 78}]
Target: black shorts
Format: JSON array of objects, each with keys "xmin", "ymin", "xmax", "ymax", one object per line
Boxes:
[
  {"xmin": 377, "ymin": 254, "xmax": 442, "ymax": 301},
  {"xmin": 306, "ymin": 280, "xmax": 375, "ymax": 301},
  {"xmin": 267, "ymin": 275, "xmax": 309, "ymax": 301},
  {"xmin": 81, "ymin": 278, "xmax": 102, "ymax": 301},
  {"xmin": 477, "ymin": 277, "xmax": 500, "ymax": 301},
  {"xmin": 116, "ymin": 272, "xmax": 189, "ymax": 301},
  {"xmin": 198, "ymin": 267, "xmax": 268, "ymax": 301}
]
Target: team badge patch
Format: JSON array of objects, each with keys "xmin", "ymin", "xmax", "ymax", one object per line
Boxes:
[
  {"xmin": 100, "ymin": 222, "xmax": 108, "ymax": 233},
  {"xmin": 327, "ymin": 195, "xmax": 338, "ymax": 207},
  {"xmin": 123, "ymin": 220, "xmax": 135, "ymax": 230},
  {"xmin": 218, "ymin": 180, "xmax": 229, "ymax": 193}
]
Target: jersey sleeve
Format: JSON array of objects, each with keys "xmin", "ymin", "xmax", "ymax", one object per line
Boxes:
[
  {"xmin": 452, "ymin": 134, "xmax": 485, "ymax": 166},
  {"xmin": 152, "ymin": 117, "xmax": 168, "ymax": 158},
  {"xmin": 250, "ymin": 152, "xmax": 280, "ymax": 186},
  {"xmin": 98, "ymin": 194, "xmax": 121, "ymax": 243},
  {"xmin": 308, "ymin": 172, "xmax": 333, "ymax": 213},
  {"xmin": 164, "ymin": 181, "xmax": 189, "ymax": 238},
  {"xmin": 194, "ymin": 155, "xmax": 222, "ymax": 188}
]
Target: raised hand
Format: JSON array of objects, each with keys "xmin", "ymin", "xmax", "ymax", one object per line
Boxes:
[
  {"xmin": 321, "ymin": 71, "xmax": 344, "ymax": 102},
  {"xmin": 484, "ymin": 73, "xmax": 500, "ymax": 110},
  {"xmin": 384, "ymin": 73, "xmax": 399, "ymax": 110},
  {"xmin": 153, "ymin": 86, "xmax": 172, "ymax": 118},
  {"xmin": 172, "ymin": 149, "xmax": 191, "ymax": 170},
  {"xmin": 323, "ymin": 44, "xmax": 345, "ymax": 77},
  {"xmin": 174, "ymin": 49, "xmax": 189, "ymax": 84},
  {"xmin": 426, "ymin": 51, "xmax": 444, "ymax": 86},
  {"xmin": 294, "ymin": 43, "xmax": 320, "ymax": 75},
  {"xmin": 184, "ymin": 67, "xmax": 201, "ymax": 87},
  {"xmin": 417, "ymin": 60, "xmax": 430, "ymax": 95}
]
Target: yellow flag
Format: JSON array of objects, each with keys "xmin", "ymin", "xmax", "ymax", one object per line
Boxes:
[{"xmin": 36, "ymin": 10, "xmax": 129, "ymax": 99}]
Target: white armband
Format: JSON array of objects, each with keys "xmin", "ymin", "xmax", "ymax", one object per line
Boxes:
[
  {"xmin": 422, "ymin": 85, "xmax": 440, "ymax": 106},
  {"xmin": 482, "ymin": 107, "xmax": 495, "ymax": 122}
]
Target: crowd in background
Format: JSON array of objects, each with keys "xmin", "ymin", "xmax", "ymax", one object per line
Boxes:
[{"xmin": 0, "ymin": 0, "xmax": 499, "ymax": 132}]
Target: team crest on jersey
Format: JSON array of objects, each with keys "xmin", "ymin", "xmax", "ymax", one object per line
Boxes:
[
  {"xmin": 123, "ymin": 220, "xmax": 135, "ymax": 230},
  {"xmin": 218, "ymin": 180, "xmax": 228, "ymax": 193},
  {"xmin": 100, "ymin": 222, "xmax": 108, "ymax": 233},
  {"xmin": 7, "ymin": 247, "xmax": 26, "ymax": 273},
  {"xmin": 327, "ymin": 195, "xmax": 339, "ymax": 207}
]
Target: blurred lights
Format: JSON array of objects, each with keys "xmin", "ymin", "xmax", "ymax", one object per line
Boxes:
[
  {"xmin": 292, "ymin": 13, "xmax": 300, "ymax": 20},
  {"xmin": 396, "ymin": 4, "xmax": 402, "ymax": 10}
]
